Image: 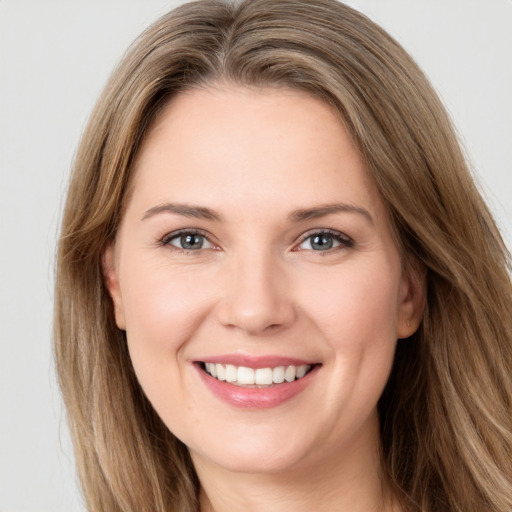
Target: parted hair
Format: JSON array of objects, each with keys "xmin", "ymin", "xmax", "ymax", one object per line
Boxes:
[{"xmin": 54, "ymin": 1, "xmax": 512, "ymax": 511}]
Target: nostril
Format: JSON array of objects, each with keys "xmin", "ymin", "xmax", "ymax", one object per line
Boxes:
[{"xmin": 215, "ymin": 273, "xmax": 296, "ymax": 335}]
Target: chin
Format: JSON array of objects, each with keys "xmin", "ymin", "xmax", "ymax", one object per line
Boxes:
[
  {"xmin": 188, "ymin": 424, "xmax": 316, "ymax": 475},
  {"xmin": 195, "ymin": 448, "xmax": 307, "ymax": 476}
]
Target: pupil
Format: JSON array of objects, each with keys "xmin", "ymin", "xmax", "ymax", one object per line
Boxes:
[
  {"xmin": 182, "ymin": 234, "xmax": 202, "ymax": 249},
  {"xmin": 312, "ymin": 235, "xmax": 333, "ymax": 250}
]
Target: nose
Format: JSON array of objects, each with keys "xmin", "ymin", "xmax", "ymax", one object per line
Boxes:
[{"xmin": 216, "ymin": 249, "xmax": 296, "ymax": 336}]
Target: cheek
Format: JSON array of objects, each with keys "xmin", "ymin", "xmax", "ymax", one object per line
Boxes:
[
  {"xmin": 118, "ymin": 258, "xmax": 217, "ymax": 433},
  {"xmin": 298, "ymin": 259, "xmax": 400, "ymax": 405},
  {"xmin": 121, "ymin": 259, "xmax": 209, "ymax": 346},
  {"xmin": 296, "ymin": 262, "xmax": 401, "ymax": 434},
  {"xmin": 298, "ymin": 261, "xmax": 401, "ymax": 346},
  {"xmin": 117, "ymin": 257, "xmax": 216, "ymax": 403}
]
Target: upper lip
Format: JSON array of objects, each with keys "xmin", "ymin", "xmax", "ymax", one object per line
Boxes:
[{"xmin": 194, "ymin": 354, "xmax": 319, "ymax": 369}]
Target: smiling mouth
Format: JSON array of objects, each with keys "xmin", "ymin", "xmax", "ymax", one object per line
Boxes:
[{"xmin": 199, "ymin": 362, "xmax": 315, "ymax": 387}]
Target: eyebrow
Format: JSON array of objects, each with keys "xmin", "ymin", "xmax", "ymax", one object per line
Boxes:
[
  {"xmin": 141, "ymin": 201, "xmax": 373, "ymax": 224},
  {"xmin": 141, "ymin": 203, "xmax": 222, "ymax": 222},
  {"xmin": 288, "ymin": 203, "xmax": 374, "ymax": 224}
]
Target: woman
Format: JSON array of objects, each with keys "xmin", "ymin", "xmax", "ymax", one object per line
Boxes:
[{"xmin": 54, "ymin": 1, "xmax": 512, "ymax": 511}]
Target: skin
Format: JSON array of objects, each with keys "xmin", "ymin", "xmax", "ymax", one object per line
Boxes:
[{"xmin": 104, "ymin": 85, "xmax": 424, "ymax": 512}]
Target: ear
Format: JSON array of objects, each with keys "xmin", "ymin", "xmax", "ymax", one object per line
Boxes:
[
  {"xmin": 102, "ymin": 245, "xmax": 126, "ymax": 330},
  {"xmin": 396, "ymin": 256, "xmax": 426, "ymax": 339}
]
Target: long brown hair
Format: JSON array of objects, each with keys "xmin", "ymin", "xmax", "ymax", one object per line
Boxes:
[{"xmin": 54, "ymin": 1, "xmax": 512, "ymax": 510}]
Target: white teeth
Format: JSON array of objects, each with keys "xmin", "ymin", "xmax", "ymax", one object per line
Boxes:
[
  {"xmin": 255, "ymin": 367, "xmax": 273, "ymax": 385},
  {"xmin": 296, "ymin": 364, "xmax": 308, "ymax": 378},
  {"xmin": 285, "ymin": 366, "xmax": 296, "ymax": 382},
  {"xmin": 225, "ymin": 364, "xmax": 237, "ymax": 383},
  {"xmin": 237, "ymin": 366, "xmax": 255, "ymax": 385},
  {"xmin": 206, "ymin": 362, "xmax": 217, "ymax": 378},
  {"xmin": 272, "ymin": 366, "xmax": 285, "ymax": 383},
  {"xmin": 216, "ymin": 363, "xmax": 226, "ymax": 381},
  {"xmin": 204, "ymin": 362, "xmax": 312, "ymax": 386}
]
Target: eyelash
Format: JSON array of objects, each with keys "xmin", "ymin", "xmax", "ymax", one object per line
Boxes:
[
  {"xmin": 295, "ymin": 229, "xmax": 355, "ymax": 252},
  {"xmin": 160, "ymin": 229, "xmax": 215, "ymax": 253},
  {"xmin": 158, "ymin": 228, "xmax": 354, "ymax": 253},
  {"xmin": 159, "ymin": 229, "xmax": 355, "ymax": 255}
]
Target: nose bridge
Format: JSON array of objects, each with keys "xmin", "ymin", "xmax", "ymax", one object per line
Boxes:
[{"xmin": 217, "ymin": 241, "xmax": 295, "ymax": 335}]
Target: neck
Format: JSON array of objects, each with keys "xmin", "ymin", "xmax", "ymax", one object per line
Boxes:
[{"xmin": 192, "ymin": 417, "xmax": 399, "ymax": 512}]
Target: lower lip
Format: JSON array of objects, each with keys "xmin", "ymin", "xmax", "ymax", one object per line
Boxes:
[{"xmin": 196, "ymin": 364, "xmax": 319, "ymax": 409}]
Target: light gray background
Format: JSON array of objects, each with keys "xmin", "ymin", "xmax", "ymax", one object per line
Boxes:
[{"xmin": 1, "ymin": 1, "xmax": 510, "ymax": 511}]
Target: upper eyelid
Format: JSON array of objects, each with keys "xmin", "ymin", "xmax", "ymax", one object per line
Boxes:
[
  {"xmin": 293, "ymin": 229, "xmax": 355, "ymax": 252},
  {"xmin": 160, "ymin": 228, "xmax": 213, "ymax": 245},
  {"xmin": 296, "ymin": 228, "xmax": 353, "ymax": 243},
  {"xmin": 158, "ymin": 227, "xmax": 353, "ymax": 248}
]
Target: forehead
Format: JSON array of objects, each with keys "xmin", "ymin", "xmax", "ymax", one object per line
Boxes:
[{"xmin": 128, "ymin": 85, "xmax": 384, "ymax": 221}]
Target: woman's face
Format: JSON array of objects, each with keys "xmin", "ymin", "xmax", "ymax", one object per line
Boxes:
[{"xmin": 105, "ymin": 85, "xmax": 423, "ymax": 476}]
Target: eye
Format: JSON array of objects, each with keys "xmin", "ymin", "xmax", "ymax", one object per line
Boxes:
[
  {"xmin": 162, "ymin": 230, "xmax": 214, "ymax": 251},
  {"xmin": 296, "ymin": 230, "xmax": 353, "ymax": 252}
]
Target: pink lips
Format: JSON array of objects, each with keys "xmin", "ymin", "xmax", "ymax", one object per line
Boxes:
[
  {"xmin": 199, "ymin": 354, "xmax": 315, "ymax": 369},
  {"xmin": 194, "ymin": 355, "xmax": 319, "ymax": 409}
]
